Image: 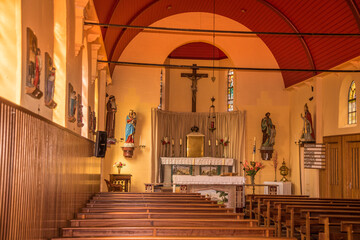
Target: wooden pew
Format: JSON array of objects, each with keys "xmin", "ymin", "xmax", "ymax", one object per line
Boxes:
[
  {"xmin": 261, "ymin": 199, "xmax": 360, "ymax": 234},
  {"xmin": 317, "ymin": 215, "xmax": 360, "ymax": 240},
  {"xmin": 70, "ymin": 218, "xmax": 258, "ymax": 227},
  {"xmin": 341, "ymin": 221, "xmax": 360, "ymax": 240},
  {"xmin": 61, "ymin": 226, "xmax": 276, "ymax": 238},
  {"xmin": 89, "ymin": 198, "xmax": 217, "ymax": 204},
  {"xmin": 77, "ymin": 212, "xmax": 245, "ymax": 220},
  {"xmin": 300, "ymin": 209, "xmax": 360, "ymax": 240},
  {"xmin": 80, "ymin": 207, "xmax": 234, "ymax": 213},
  {"xmin": 52, "ymin": 236, "xmax": 297, "ymax": 240},
  {"xmin": 246, "ymin": 195, "xmax": 309, "ymax": 219},
  {"xmin": 86, "ymin": 203, "xmax": 226, "ymax": 208}
]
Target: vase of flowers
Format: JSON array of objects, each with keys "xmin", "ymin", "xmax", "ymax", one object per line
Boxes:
[
  {"xmin": 219, "ymin": 138, "xmax": 230, "ymax": 157},
  {"xmin": 243, "ymin": 161, "xmax": 265, "ymax": 194},
  {"xmin": 113, "ymin": 161, "xmax": 126, "ymax": 174}
]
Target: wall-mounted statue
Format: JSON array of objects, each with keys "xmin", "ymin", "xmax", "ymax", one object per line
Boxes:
[
  {"xmin": 300, "ymin": 103, "xmax": 315, "ymax": 142},
  {"xmin": 26, "ymin": 28, "xmax": 43, "ymax": 99},
  {"xmin": 260, "ymin": 112, "xmax": 276, "ymax": 160},
  {"xmin": 44, "ymin": 52, "xmax": 57, "ymax": 109},
  {"xmin": 122, "ymin": 109, "xmax": 137, "ymax": 158},
  {"xmin": 106, "ymin": 95, "xmax": 117, "ymax": 143},
  {"xmin": 125, "ymin": 110, "xmax": 137, "ymax": 144},
  {"xmin": 68, "ymin": 83, "xmax": 76, "ymax": 123}
]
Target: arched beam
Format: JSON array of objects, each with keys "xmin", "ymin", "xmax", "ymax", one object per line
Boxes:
[
  {"xmin": 107, "ymin": 0, "xmax": 161, "ymax": 61},
  {"xmin": 257, "ymin": 0, "xmax": 317, "ymax": 76},
  {"xmin": 345, "ymin": 0, "xmax": 360, "ymax": 31}
]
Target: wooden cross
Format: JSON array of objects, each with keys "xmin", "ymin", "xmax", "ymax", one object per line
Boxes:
[{"xmin": 181, "ymin": 64, "xmax": 208, "ymax": 112}]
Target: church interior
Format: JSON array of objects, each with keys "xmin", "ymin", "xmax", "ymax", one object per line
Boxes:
[{"xmin": 1, "ymin": 0, "xmax": 360, "ymax": 239}]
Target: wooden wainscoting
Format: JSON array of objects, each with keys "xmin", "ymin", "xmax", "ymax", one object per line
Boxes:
[
  {"xmin": 0, "ymin": 98, "xmax": 101, "ymax": 239},
  {"xmin": 321, "ymin": 134, "xmax": 360, "ymax": 199}
]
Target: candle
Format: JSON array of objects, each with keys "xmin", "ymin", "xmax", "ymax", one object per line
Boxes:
[
  {"xmin": 192, "ymin": 158, "xmax": 195, "ymax": 165},
  {"xmin": 172, "ymin": 139, "xmax": 174, "ymax": 145},
  {"xmin": 252, "ymin": 137, "xmax": 256, "ymax": 162},
  {"xmin": 180, "ymin": 138, "xmax": 182, "ymax": 145},
  {"xmin": 208, "ymin": 139, "xmax": 211, "ymax": 146},
  {"xmin": 222, "ymin": 159, "xmax": 225, "ymax": 165},
  {"xmin": 173, "ymin": 184, "xmax": 176, "ymax": 193},
  {"xmin": 216, "ymin": 140, "xmax": 218, "ymax": 146}
]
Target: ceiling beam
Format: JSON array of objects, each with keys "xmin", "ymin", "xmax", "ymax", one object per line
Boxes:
[{"xmin": 98, "ymin": 60, "xmax": 360, "ymax": 73}]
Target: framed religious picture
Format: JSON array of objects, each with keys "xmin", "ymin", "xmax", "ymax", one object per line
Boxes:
[
  {"xmin": 92, "ymin": 111, "xmax": 96, "ymax": 134},
  {"xmin": 77, "ymin": 94, "xmax": 84, "ymax": 127},
  {"xmin": 88, "ymin": 106, "xmax": 93, "ymax": 133},
  {"xmin": 26, "ymin": 28, "xmax": 43, "ymax": 99},
  {"xmin": 172, "ymin": 165, "xmax": 192, "ymax": 176},
  {"xmin": 200, "ymin": 166, "xmax": 220, "ymax": 176},
  {"xmin": 67, "ymin": 83, "xmax": 76, "ymax": 122},
  {"xmin": 44, "ymin": 52, "xmax": 57, "ymax": 109}
]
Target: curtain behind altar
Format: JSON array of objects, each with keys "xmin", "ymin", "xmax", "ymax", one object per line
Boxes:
[{"xmin": 151, "ymin": 109, "xmax": 246, "ymax": 183}]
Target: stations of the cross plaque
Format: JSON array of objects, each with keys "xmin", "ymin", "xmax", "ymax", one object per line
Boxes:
[{"xmin": 180, "ymin": 64, "xmax": 208, "ymax": 112}]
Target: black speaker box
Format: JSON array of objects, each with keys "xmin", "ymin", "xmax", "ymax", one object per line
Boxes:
[{"xmin": 95, "ymin": 131, "xmax": 107, "ymax": 157}]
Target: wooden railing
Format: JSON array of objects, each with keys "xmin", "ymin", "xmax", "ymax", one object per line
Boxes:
[{"xmin": 0, "ymin": 97, "xmax": 101, "ymax": 239}]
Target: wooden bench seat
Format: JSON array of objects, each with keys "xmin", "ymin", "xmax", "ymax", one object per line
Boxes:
[
  {"xmin": 89, "ymin": 198, "xmax": 217, "ymax": 204},
  {"xmin": 86, "ymin": 203, "xmax": 226, "ymax": 208},
  {"xmin": 53, "ymin": 236, "xmax": 297, "ymax": 240},
  {"xmin": 80, "ymin": 207, "xmax": 234, "ymax": 213},
  {"xmin": 69, "ymin": 218, "xmax": 258, "ymax": 227},
  {"xmin": 93, "ymin": 195, "xmax": 209, "ymax": 200},
  {"xmin": 77, "ymin": 212, "xmax": 244, "ymax": 220},
  {"xmin": 61, "ymin": 226, "xmax": 275, "ymax": 238}
]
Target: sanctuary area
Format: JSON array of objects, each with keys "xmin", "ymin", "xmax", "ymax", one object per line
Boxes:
[{"xmin": 1, "ymin": 0, "xmax": 360, "ymax": 239}]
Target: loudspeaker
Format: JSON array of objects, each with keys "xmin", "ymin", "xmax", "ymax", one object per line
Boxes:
[{"xmin": 95, "ymin": 131, "xmax": 107, "ymax": 157}]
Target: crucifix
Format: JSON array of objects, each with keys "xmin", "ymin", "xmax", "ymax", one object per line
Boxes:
[{"xmin": 181, "ymin": 64, "xmax": 208, "ymax": 112}]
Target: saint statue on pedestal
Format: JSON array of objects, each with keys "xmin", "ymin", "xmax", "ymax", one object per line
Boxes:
[
  {"xmin": 300, "ymin": 103, "xmax": 315, "ymax": 142},
  {"xmin": 106, "ymin": 95, "xmax": 117, "ymax": 140}
]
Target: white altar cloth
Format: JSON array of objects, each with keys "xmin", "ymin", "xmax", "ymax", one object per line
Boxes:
[
  {"xmin": 161, "ymin": 157, "xmax": 234, "ymax": 166},
  {"xmin": 172, "ymin": 175, "xmax": 245, "ymax": 185}
]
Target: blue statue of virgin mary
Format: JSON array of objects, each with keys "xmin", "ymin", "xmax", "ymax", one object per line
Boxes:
[{"xmin": 125, "ymin": 110, "xmax": 136, "ymax": 143}]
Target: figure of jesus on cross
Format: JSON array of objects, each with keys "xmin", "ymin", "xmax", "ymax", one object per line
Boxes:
[{"xmin": 181, "ymin": 64, "xmax": 208, "ymax": 112}]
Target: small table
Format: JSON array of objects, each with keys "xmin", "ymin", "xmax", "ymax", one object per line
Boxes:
[
  {"xmin": 109, "ymin": 174, "xmax": 132, "ymax": 192},
  {"xmin": 263, "ymin": 181, "xmax": 291, "ymax": 195}
]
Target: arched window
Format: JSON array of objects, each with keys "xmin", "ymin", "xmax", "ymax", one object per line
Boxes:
[
  {"xmin": 227, "ymin": 69, "xmax": 234, "ymax": 112},
  {"xmin": 348, "ymin": 81, "xmax": 356, "ymax": 124}
]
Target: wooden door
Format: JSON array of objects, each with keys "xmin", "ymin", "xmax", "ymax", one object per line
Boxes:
[
  {"xmin": 320, "ymin": 136, "xmax": 343, "ymax": 198},
  {"xmin": 342, "ymin": 135, "xmax": 360, "ymax": 199}
]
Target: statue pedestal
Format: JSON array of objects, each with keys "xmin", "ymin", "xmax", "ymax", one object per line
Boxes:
[{"xmin": 122, "ymin": 147, "xmax": 134, "ymax": 158}]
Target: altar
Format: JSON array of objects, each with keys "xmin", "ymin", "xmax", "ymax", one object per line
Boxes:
[
  {"xmin": 172, "ymin": 175, "xmax": 246, "ymax": 210},
  {"xmin": 160, "ymin": 157, "xmax": 236, "ymax": 184}
]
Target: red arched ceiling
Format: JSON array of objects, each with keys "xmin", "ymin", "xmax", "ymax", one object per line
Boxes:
[
  {"xmin": 93, "ymin": 0, "xmax": 360, "ymax": 88},
  {"xmin": 168, "ymin": 42, "xmax": 228, "ymax": 60}
]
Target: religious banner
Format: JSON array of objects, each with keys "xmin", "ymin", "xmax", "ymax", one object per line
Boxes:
[
  {"xmin": 77, "ymin": 94, "xmax": 84, "ymax": 127},
  {"xmin": 26, "ymin": 28, "xmax": 43, "ymax": 99}
]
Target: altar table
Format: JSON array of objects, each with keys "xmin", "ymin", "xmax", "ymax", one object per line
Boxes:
[{"xmin": 172, "ymin": 175, "xmax": 246, "ymax": 210}]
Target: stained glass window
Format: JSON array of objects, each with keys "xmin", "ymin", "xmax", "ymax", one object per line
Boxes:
[
  {"xmin": 348, "ymin": 81, "xmax": 356, "ymax": 125},
  {"xmin": 227, "ymin": 69, "xmax": 234, "ymax": 111}
]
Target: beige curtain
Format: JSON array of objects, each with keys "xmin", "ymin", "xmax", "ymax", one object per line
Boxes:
[{"xmin": 151, "ymin": 108, "xmax": 246, "ymax": 183}]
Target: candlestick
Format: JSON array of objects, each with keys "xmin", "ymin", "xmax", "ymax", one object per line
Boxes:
[
  {"xmin": 172, "ymin": 139, "xmax": 174, "ymax": 145},
  {"xmin": 208, "ymin": 139, "xmax": 211, "ymax": 146},
  {"xmin": 180, "ymin": 138, "xmax": 182, "ymax": 145},
  {"xmin": 216, "ymin": 140, "xmax": 218, "ymax": 146}
]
